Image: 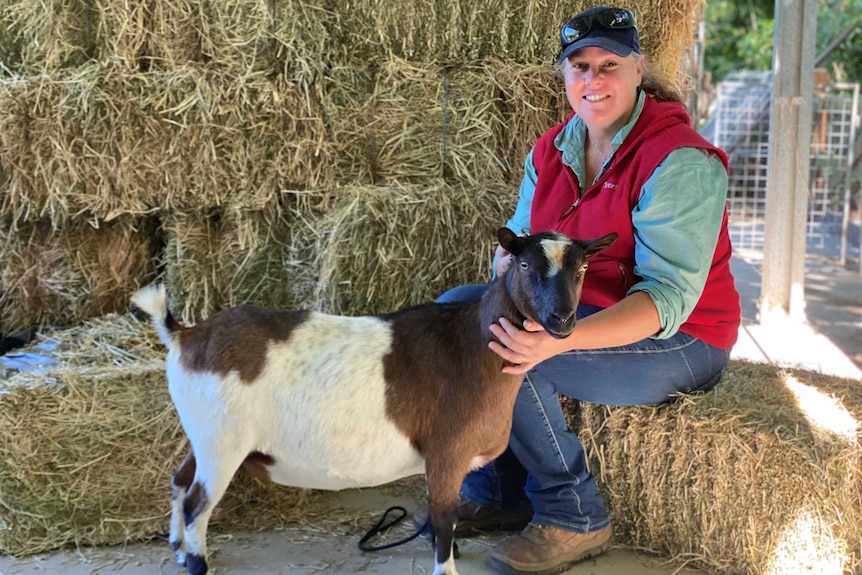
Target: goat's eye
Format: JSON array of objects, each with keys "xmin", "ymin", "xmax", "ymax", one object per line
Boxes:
[
  {"xmin": 578, "ymin": 265, "xmax": 588, "ymax": 276},
  {"xmin": 520, "ymin": 261, "xmax": 529, "ymax": 270}
]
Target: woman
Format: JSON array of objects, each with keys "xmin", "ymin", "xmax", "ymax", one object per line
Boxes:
[{"xmin": 416, "ymin": 5, "xmax": 741, "ymax": 575}]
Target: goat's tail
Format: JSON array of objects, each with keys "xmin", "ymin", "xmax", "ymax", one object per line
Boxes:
[{"xmin": 131, "ymin": 283, "xmax": 181, "ymax": 350}]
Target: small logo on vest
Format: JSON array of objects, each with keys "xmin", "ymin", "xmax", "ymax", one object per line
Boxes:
[{"xmin": 603, "ymin": 182, "xmax": 617, "ymax": 189}]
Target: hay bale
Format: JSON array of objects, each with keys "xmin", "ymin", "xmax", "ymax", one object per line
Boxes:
[
  {"xmin": 3, "ymin": 0, "xmax": 335, "ymax": 84},
  {"xmin": 0, "ymin": 0, "xmax": 703, "ymax": 91},
  {"xmin": 97, "ymin": 0, "xmax": 204, "ymax": 72},
  {"xmin": 109, "ymin": 67, "xmax": 333, "ymax": 211},
  {"xmin": 325, "ymin": 57, "xmax": 507, "ymax": 188},
  {"xmin": 336, "ymin": 0, "xmax": 702, "ymax": 90},
  {"xmin": 565, "ymin": 360, "xmax": 862, "ymax": 575},
  {"xmin": 0, "ymin": 64, "xmax": 331, "ymax": 226},
  {"xmin": 334, "ymin": 0, "xmax": 578, "ymax": 64},
  {"xmin": 162, "ymin": 181, "xmax": 514, "ymax": 321},
  {"xmin": 493, "ymin": 60, "xmax": 570, "ymax": 182},
  {"xmin": 327, "ymin": 58, "xmax": 447, "ymax": 185},
  {"xmin": 1, "ymin": 0, "xmax": 94, "ymax": 72},
  {"xmin": 162, "ymin": 194, "xmax": 330, "ymax": 322},
  {"xmin": 99, "ymin": 0, "xmax": 336, "ymax": 85},
  {"xmin": 0, "ymin": 215, "xmax": 159, "ymax": 333},
  {"xmin": 444, "ymin": 64, "xmax": 508, "ymax": 185},
  {"xmin": 0, "ymin": 65, "xmax": 124, "ymax": 226},
  {"xmin": 312, "ymin": 181, "xmax": 515, "ymax": 316},
  {"xmin": 0, "ymin": 340, "xmax": 314, "ymax": 556}
]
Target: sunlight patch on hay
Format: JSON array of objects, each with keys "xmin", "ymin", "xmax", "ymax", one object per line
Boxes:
[
  {"xmin": 765, "ymin": 510, "xmax": 849, "ymax": 575},
  {"xmin": 783, "ymin": 374, "xmax": 858, "ymax": 442}
]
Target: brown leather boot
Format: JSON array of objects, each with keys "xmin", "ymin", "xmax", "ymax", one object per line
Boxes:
[
  {"xmin": 489, "ymin": 523, "xmax": 612, "ymax": 575},
  {"xmin": 412, "ymin": 497, "xmax": 533, "ymax": 537}
]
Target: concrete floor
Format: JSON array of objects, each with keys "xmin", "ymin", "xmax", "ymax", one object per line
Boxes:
[
  {"xmin": 729, "ymin": 253, "xmax": 862, "ymax": 379},
  {"xmin": 0, "ymin": 253, "xmax": 859, "ymax": 575},
  {"xmin": 0, "ymin": 488, "xmax": 703, "ymax": 575}
]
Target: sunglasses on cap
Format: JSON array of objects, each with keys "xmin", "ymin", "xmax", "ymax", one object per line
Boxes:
[{"xmin": 559, "ymin": 7, "xmax": 637, "ymax": 48}]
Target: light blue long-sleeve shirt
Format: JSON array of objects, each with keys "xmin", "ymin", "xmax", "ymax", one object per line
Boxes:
[{"xmin": 503, "ymin": 91, "xmax": 729, "ymax": 338}]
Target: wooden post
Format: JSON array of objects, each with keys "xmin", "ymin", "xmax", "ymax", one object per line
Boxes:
[{"xmin": 760, "ymin": 0, "xmax": 817, "ymax": 324}]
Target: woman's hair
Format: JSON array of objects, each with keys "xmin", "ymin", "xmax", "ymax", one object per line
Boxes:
[{"xmin": 633, "ymin": 54, "xmax": 684, "ymax": 104}]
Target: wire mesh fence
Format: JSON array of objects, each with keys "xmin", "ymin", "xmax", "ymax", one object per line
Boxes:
[{"xmin": 706, "ymin": 71, "xmax": 860, "ymax": 271}]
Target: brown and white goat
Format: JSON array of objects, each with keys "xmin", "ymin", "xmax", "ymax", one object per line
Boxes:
[{"xmin": 131, "ymin": 227, "xmax": 617, "ymax": 575}]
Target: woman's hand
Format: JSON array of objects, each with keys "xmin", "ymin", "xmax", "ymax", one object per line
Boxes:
[
  {"xmin": 494, "ymin": 244, "xmax": 513, "ymax": 277},
  {"xmin": 488, "ymin": 317, "xmax": 566, "ymax": 375},
  {"xmin": 487, "ymin": 293, "xmax": 662, "ymax": 374}
]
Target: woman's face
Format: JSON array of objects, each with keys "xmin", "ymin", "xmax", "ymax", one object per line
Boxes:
[{"xmin": 562, "ymin": 46, "xmax": 644, "ymax": 135}]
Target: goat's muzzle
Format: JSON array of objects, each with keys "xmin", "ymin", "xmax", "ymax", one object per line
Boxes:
[{"xmin": 543, "ymin": 311, "xmax": 576, "ymax": 339}]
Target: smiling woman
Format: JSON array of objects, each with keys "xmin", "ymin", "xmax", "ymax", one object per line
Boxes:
[{"xmin": 412, "ymin": 5, "xmax": 742, "ymax": 575}]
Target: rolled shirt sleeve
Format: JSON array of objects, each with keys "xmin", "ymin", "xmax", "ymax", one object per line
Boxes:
[{"xmin": 629, "ymin": 147, "xmax": 729, "ymax": 338}]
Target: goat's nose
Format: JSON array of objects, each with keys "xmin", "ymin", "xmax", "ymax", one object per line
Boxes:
[{"xmin": 551, "ymin": 311, "xmax": 575, "ymax": 326}]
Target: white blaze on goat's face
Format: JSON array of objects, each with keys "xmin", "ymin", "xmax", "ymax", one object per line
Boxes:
[{"xmin": 540, "ymin": 237, "xmax": 570, "ymax": 277}]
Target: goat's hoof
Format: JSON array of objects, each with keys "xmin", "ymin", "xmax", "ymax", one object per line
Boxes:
[
  {"xmin": 169, "ymin": 538, "xmax": 182, "ymax": 551},
  {"xmin": 175, "ymin": 549, "xmax": 187, "ymax": 566},
  {"xmin": 186, "ymin": 553, "xmax": 208, "ymax": 575}
]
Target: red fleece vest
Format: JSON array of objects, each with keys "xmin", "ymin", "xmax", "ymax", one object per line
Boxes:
[{"xmin": 530, "ymin": 97, "xmax": 740, "ymax": 348}]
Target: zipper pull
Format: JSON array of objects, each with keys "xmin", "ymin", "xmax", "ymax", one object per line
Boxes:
[{"xmin": 560, "ymin": 196, "xmax": 581, "ymax": 219}]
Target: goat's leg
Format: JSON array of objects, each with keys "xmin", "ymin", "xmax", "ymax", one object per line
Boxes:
[
  {"xmin": 180, "ymin": 445, "xmax": 248, "ymax": 575},
  {"xmin": 425, "ymin": 460, "xmax": 466, "ymax": 575},
  {"xmin": 169, "ymin": 448, "xmax": 196, "ymax": 565}
]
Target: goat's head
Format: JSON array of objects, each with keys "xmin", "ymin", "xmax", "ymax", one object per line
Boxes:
[{"xmin": 499, "ymin": 227, "xmax": 617, "ymax": 339}]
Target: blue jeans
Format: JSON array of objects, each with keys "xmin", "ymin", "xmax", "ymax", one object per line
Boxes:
[{"xmin": 438, "ymin": 284, "xmax": 731, "ymax": 534}]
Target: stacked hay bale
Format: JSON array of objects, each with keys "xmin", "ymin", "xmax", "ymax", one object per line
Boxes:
[{"xmin": 0, "ymin": 0, "xmax": 703, "ymax": 327}]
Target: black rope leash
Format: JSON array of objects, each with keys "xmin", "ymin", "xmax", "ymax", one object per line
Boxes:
[
  {"xmin": 357, "ymin": 505, "xmax": 460, "ymax": 558},
  {"xmin": 357, "ymin": 506, "xmax": 426, "ymax": 552}
]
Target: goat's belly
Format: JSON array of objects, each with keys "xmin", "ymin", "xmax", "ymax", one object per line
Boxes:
[{"xmin": 263, "ymin": 430, "xmax": 425, "ymax": 490}]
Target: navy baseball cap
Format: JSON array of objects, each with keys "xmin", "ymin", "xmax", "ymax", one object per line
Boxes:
[{"xmin": 556, "ymin": 6, "xmax": 641, "ymax": 64}]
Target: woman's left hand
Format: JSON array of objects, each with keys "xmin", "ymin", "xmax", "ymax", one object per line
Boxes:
[{"xmin": 488, "ymin": 317, "xmax": 564, "ymax": 374}]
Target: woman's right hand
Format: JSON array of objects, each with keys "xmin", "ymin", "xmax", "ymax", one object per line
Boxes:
[{"xmin": 494, "ymin": 244, "xmax": 513, "ymax": 277}]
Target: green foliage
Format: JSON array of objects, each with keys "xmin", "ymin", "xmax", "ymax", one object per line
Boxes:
[
  {"xmin": 704, "ymin": 0, "xmax": 862, "ymax": 84},
  {"xmin": 704, "ymin": 0, "xmax": 774, "ymax": 81},
  {"xmin": 817, "ymin": 0, "xmax": 862, "ymax": 82}
]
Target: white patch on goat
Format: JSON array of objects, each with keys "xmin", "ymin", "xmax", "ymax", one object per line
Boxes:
[
  {"xmin": 183, "ymin": 517, "xmax": 206, "ymax": 559},
  {"xmin": 433, "ymin": 552, "xmax": 459, "ymax": 575},
  {"xmin": 169, "ymin": 489, "xmax": 186, "ymax": 563},
  {"xmin": 168, "ymin": 312, "xmax": 425, "ymax": 492},
  {"xmin": 541, "ymin": 237, "xmax": 569, "ymax": 277},
  {"xmin": 469, "ymin": 455, "xmax": 490, "ymax": 471}
]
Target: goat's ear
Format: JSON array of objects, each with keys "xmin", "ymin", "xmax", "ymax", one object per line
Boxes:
[
  {"xmin": 497, "ymin": 227, "xmax": 521, "ymax": 254},
  {"xmin": 583, "ymin": 232, "xmax": 618, "ymax": 259}
]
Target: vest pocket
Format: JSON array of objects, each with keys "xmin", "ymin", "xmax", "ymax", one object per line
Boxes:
[{"xmin": 584, "ymin": 259, "xmax": 637, "ymax": 302}]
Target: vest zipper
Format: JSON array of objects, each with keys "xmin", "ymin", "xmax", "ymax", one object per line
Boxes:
[{"xmin": 560, "ymin": 196, "xmax": 581, "ymax": 219}]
